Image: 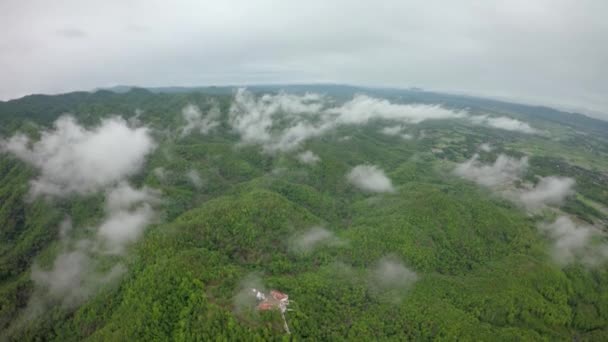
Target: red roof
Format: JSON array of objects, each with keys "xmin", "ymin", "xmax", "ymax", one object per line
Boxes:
[
  {"xmin": 257, "ymin": 302, "xmax": 274, "ymax": 311},
  {"xmin": 270, "ymin": 290, "xmax": 288, "ymax": 301}
]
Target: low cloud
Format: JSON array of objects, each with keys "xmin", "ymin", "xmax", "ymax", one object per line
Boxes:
[
  {"xmin": 28, "ymin": 218, "xmax": 126, "ymax": 311},
  {"xmin": 1, "ymin": 115, "xmax": 155, "ymax": 197},
  {"xmin": 453, "ymin": 153, "xmax": 528, "ymax": 188},
  {"xmin": 479, "ymin": 143, "xmax": 493, "ymax": 152},
  {"xmin": 469, "ymin": 115, "xmax": 537, "ymax": 134},
  {"xmin": 27, "ymin": 182, "xmax": 160, "ymax": 314},
  {"xmin": 519, "ymin": 176, "xmax": 575, "ymax": 209},
  {"xmin": 347, "ymin": 164, "xmax": 395, "ymax": 193},
  {"xmin": 96, "ymin": 182, "xmax": 161, "ymax": 254},
  {"xmin": 368, "ymin": 256, "xmax": 418, "ymax": 303},
  {"xmin": 233, "ymin": 273, "xmax": 266, "ymax": 314},
  {"xmin": 331, "ymin": 95, "xmax": 465, "ymax": 125},
  {"xmin": 186, "ymin": 169, "xmax": 204, "ymax": 189},
  {"xmin": 229, "ymin": 89, "xmax": 465, "ymax": 152},
  {"xmin": 540, "ymin": 216, "xmax": 608, "ymax": 267},
  {"xmin": 296, "ymin": 150, "xmax": 320, "ymax": 165},
  {"xmin": 380, "ymin": 126, "xmax": 404, "ymax": 136},
  {"xmin": 453, "ymin": 154, "xmax": 575, "ymax": 210},
  {"xmin": 180, "ymin": 103, "xmax": 220, "ymax": 136},
  {"xmin": 289, "ymin": 227, "xmax": 343, "ymax": 254}
]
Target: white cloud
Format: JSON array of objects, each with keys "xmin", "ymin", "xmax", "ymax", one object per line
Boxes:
[
  {"xmin": 469, "ymin": 115, "xmax": 537, "ymax": 134},
  {"xmin": 453, "ymin": 154, "xmax": 575, "ymax": 210},
  {"xmin": 290, "ymin": 226, "xmax": 343, "ymax": 254},
  {"xmin": 453, "ymin": 153, "xmax": 528, "ymax": 188},
  {"xmin": 519, "ymin": 176, "xmax": 575, "ymax": 209},
  {"xmin": 368, "ymin": 256, "xmax": 418, "ymax": 303},
  {"xmin": 347, "ymin": 164, "xmax": 395, "ymax": 193},
  {"xmin": 229, "ymin": 89, "xmax": 466, "ymax": 152},
  {"xmin": 186, "ymin": 169, "xmax": 204, "ymax": 188},
  {"xmin": 29, "ymin": 218, "xmax": 127, "ymax": 309},
  {"xmin": 479, "ymin": 143, "xmax": 493, "ymax": 152},
  {"xmin": 1, "ymin": 115, "xmax": 155, "ymax": 197},
  {"xmin": 180, "ymin": 103, "xmax": 220, "ymax": 136},
  {"xmin": 96, "ymin": 182, "xmax": 160, "ymax": 254},
  {"xmin": 380, "ymin": 126, "xmax": 404, "ymax": 136},
  {"xmin": 331, "ymin": 95, "xmax": 465, "ymax": 125},
  {"xmin": 296, "ymin": 150, "xmax": 320, "ymax": 165},
  {"xmin": 540, "ymin": 216, "xmax": 608, "ymax": 267}
]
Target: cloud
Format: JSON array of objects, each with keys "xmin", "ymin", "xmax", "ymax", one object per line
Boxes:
[
  {"xmin": 233, "ymin": 273, "xmax": 267, "ymax": 314},
  {"xmin": 229, "ymin": 89, "xmax": 465, "ymax": 152},
  {"xmin": 469, "ymin": 115, "xmax": 537, "ymax": 134},
  {"xmin": 453, "ymin": 153, "xmax": 528, "ymax": 188},
  {"xmin": 540, "ymin": 216, "xmax": 608, "ymax": 267},
  {"xmin": 289, "ymin": 227, "xmax": 343, "ymax": 254},
  {"xmin": 186, "ymin": 169, "xmax": 204, "ymax": 188},
  {"xmin": 347, "ymin": 164, "xmax": 395, "ymax": 193},
  {"xmin": 330, "ymin": 95, "xmax": 465, "ymax": 125},
  {"xmin": 368, "ymin": 256, "xmax": 418, "ymax": 303},
  {"xmin": 96, "ymin": 182, "xmax": 160, "ymax": 254},
  {"xmin": 180, "ymin": 103, "xmax": 220, "ymax": 136},
  {"xmin": 29, "ymin": 218, "xmax": 127, "ymax": 309},
  {"xmin": 453, "ymin": 154, "xmax": 575, "ymax": 210},
  {"xmin": 519, "ymin": 176, "xmax": 575, "ymax": 209},
  {"xmin": 380, "ymin": 125, "xmax": 404, "ymax": 136},
  {"xmin": 153, "ymin": 167, "xmax": 168, "ymax": 181},
  {"xmin": 28, "ymin": 181, "xmax": 160, "ymax": 313},
  {"xmin": 296, "ymin": 150, "xmax": 320, "ymax": 165},
  {"xmin": 1, "ymin": 115, "xmax": 155, "ymax": 197},
  {"xmin": 56, "ymin": 28, "xmax": 87, "ymax": 39},
  {"xmin": 479, "ymin": 143, "xmax": 493, "ymax": 152}
]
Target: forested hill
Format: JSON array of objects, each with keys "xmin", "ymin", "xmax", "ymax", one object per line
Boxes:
[
  {"xmin": 1, "ymin": 87, "xmax": 607, "ymax": 340},
  {"xmin": 3, "ymin": 85, "xmax": 606, "ymax": 138}
]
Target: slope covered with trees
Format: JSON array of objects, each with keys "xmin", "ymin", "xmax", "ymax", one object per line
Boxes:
[{"xmin": 1, "ymin": 86, "xmax": 607, "ymax": 340}]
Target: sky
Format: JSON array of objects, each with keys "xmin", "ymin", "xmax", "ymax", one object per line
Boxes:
[{"xmin": 1, "ymin": 0, "xmax": 607, "ymax": 117}]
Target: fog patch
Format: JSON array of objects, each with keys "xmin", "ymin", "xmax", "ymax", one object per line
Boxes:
[
  {"xmin": 96, "ymin": 182, "xmax": 160, "ymax": 254},
  {"xmin": 368, "ymin": 256, "xmax": 418, "ymax": 303},
  {"xmin": 229, "ymin": 89, "xmax": 465, "ymax": 152},
  {"xmin": 540, "ymin": 216, "xmax": 608, "ymax": 267},
  {"xmin": 469, "ymin": 115, "xmax": 537, "ymax": 134},
  {"xmin": 289, "ymin": 227, "xmax": 343, "ymax": 254},
  {"xmin": 519, "ymin": 176, "xmax": 575, "ymax": 209},
  {"xmin": 479, "ymin": 143, "xmax": 493, "ymax": 152},
  {"xmin": 25, "ymin": 217, "xmax": 126, "ymax": 314},
  {"xmin": 0, "ymin": 115, "xmax": 155, "ymax": 197},
  {"xmin": 153, "ymin": 167, "xmax": 168, "ymax": 181},
  {"xmin": 186, "ymin": 169, "xmax": 204, "ymax": 189},
  {"xmin": 180, "ymin": 103, "xmax": 220, "ymax": 136},
  {"xmin": 347, "ymin": 164, "xmax": 395, "ymax": 193},
  {"xmin": 25, "ymin": 182, "xmax": 160, "ymax": 318},
  {"xmin": 332, "ymin": 95, "xmax": 465, "ymax": 125},
  {"xmin": 297, "ymin": 150, "xmax": 320, "ymax": 165},
  {"xmin": 453, "ymin": 153, "xmax": 528, "ymax": 188},
  {"xmin": 380, "ymin": 126, "xmax": 404, "ymax": 136},
  {"xmin": 233, "ymin": 273, "xmax": 267, "ymax": 314}
]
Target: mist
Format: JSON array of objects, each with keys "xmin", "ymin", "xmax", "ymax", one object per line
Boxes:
[
  {"xmin": 228, "ymin": 89, "xmax": 531, "ymax": 152},
  {"xmin": 540, "ymin": 216, "xmax": 608, "ymax": 267},
  {"xmin": 347, "ymin": 164, "xmax": 395, "ymax": 193},
  {"xmin": 180, "ymin": 103, "xmax": 220, "ymax": 136},
  {"xmin": 1, "ymin": 115, "xmax": 155, "ymax": 197},
  {"xmin": 289, "ymin": 226, "xmax": 343, "ymax": 254},
  {"xmin": 368, "ymin": 256, "xmax": 418, "ymax": 303},
  {"xmin": 296, "ymin": 150, "xmax": 321, "ymax": 165},
  {"xmin": 453, "ymin": 153, "xmax": 528, "ymax": 188}
]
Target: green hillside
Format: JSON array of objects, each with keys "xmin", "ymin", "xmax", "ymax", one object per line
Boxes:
[{"xmin": 1, "ymin": 86, "xmax": 607, "ymax": 341}]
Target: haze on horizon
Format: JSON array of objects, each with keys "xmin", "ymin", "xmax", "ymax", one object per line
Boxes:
[{"xmin": 1, "ymin": 0, "xmax": 607, "ymax": 118}]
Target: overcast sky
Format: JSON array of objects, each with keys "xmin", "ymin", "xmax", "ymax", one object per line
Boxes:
[{"xmin": 1, "ymin": 0, "xmax": 607, "ymax": 117}]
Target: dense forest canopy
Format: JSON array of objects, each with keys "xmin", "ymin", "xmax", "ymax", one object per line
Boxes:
[{"xmin": 0, "ymin": 85, "xmax": 607, "ymax": 340}]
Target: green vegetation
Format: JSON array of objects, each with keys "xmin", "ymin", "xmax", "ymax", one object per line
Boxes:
[{"xmin": 1, "ymin": 87, "xmax": 607, "ymax": 340}]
